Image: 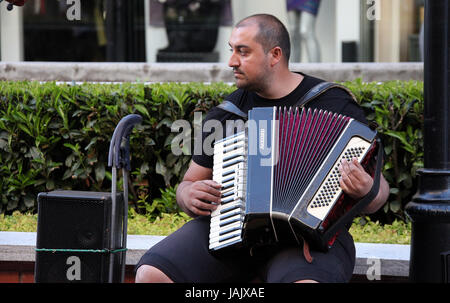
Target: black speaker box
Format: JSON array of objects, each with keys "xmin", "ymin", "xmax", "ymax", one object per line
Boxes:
[
  {"xmin": 443, "ymin": 251, "xmax": 450, "ymax": 283},
  {"xmin": 35, "ymin": 190, "xmax": 124, "ymax": 283}
]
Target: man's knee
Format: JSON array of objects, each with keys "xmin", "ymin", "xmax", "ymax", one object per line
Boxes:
[
  {"xmin": 295, "ymin": 279, "xmax": 319, "ymax": 283},
  {"xmin": 135, "ymin": 265, "xmax": 173, "ymax": 283}
]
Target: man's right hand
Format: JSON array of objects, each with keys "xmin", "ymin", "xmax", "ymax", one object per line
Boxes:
[
  {"xmin": 178, "ymin": 180, "xmax": 222, "ymax": 217},
  {"xmin": 176, "ymin": 161, "xmax": 222, "ymax": 218}
]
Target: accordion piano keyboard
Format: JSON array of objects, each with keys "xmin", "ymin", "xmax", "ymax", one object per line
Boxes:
[{"xmin": 209, "ymin": 132, "xmax": 247, "ymax": 250}]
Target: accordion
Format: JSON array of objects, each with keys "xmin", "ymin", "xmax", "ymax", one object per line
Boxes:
[{"xmin": 209, "ymin": 106, "xmax": 381, "ymax": 253}]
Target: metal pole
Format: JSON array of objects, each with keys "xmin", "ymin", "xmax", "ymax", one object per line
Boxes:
[
  {"xmin": 109, "ymin": 166, "xmax": 117, "ymax": 283},
  {"xmin": 405, "ymin": 0, "xmax": 450, "ymax": 283},
  {"xmin": 120, "ymin": 167, "xmax": 128, "ymax": 283}
]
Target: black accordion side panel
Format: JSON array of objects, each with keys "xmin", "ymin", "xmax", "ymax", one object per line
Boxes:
[
  {"xmin": 245, "ymin": 107, "xmax": 276, "ymax": 215},
  {"xmin": 241, "ymin": 107, "xmax": 279, "ymax": 248}
]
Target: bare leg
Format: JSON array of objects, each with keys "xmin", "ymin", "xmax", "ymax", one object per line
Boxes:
[
  {"xmin": 287, "ymin": 10, "xmax": 301, "ymax": 62},
  {"xmin": 135, "ymin": 265, "xmax": 174, "ymax": 283},
  {"xmin": 295, "ymin": 279, "xmax": 319, "ymax": 283},
  {"xmin": 299, "ymin": 11, "xmax": 321, "ymax": 62}
]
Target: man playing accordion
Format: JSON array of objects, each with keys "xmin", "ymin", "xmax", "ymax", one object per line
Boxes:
[{"xmin": 135, "ymin": 13, "xmax": 390, "ymax": 283}]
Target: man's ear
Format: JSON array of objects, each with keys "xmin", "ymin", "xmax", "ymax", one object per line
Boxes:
[{"xmin": 269, "ymin": 46, "xmax": 283, "ymax": 66}]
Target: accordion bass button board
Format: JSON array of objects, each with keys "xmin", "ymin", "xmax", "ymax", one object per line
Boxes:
[
  {"xmin": 305, "ymin": 137, "xmax": 372, "ymax": 221},
  {"xmin": 208, "ymin": 106, "xmax": 378, "ymax": 252}
]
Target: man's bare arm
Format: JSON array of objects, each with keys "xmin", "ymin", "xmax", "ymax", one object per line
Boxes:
[
  {"xmin": 176, "ymin": 161, "xmax": 222, "ymax": 218},
  {"xmin": 339, "ymin": 158, "xmax": 390, "ymax": 214}
]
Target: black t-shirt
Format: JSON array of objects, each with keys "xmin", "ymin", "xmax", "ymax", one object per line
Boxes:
[{"xmin": 192, "ymin": 73, "xmax": 368, "ymax": 169}]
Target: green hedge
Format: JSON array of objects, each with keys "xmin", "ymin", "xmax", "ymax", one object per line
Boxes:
[
  {"xmin": 0, "ymin": 80, "xmax": 423, "ymax": 223},
  {"xmin": 343, "ymin": 79, "xmax": 423, "ymax": 222}
]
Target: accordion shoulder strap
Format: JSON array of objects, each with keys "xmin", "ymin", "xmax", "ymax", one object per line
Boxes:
[
  {"xmin": 295, "ymin": 81, "xmax": 358, "ymax": 108},
  {"xmin": 217, "ymin": 82, "xmax": 357, "ymax": 120},
  {"xmin": 216, "ymin": 99, "xmax": 248, "ymax": 119},
  {"xmin": 217, "ymin": 89, "xmax": 249, "ymax": 119}
]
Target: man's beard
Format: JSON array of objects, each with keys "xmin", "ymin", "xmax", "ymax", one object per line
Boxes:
[{"xmin": 233, "ymin": 67, "xmax": 270, "ymax": 94}]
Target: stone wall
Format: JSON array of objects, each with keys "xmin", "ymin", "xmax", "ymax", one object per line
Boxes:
[
  {"xmin": 0, "ymin": 62, "xmax": 423, "ymax": 83},
  {"xmin": 0, "ymin": 231, "xmax": 410, "ymax": 283}
]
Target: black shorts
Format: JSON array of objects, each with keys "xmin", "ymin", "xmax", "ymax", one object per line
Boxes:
[{"xmin": 135, "ymin": 216, "xmax": 356, "ymax": 283}]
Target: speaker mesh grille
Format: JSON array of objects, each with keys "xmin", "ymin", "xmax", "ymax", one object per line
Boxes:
[{"xmin": 35, "ymin": 190, "xmax": 124, "ymax": 282}]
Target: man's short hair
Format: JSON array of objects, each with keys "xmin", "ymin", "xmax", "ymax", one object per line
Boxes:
[{"xmin": 236, "ymin": 14, "xmax": 291, "ymax": 64}]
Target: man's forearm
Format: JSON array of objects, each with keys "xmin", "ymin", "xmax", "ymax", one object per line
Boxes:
[
  {"xmin": 176, "ymin": 181, "xmax": 198, "ymax": 218},
  {"xmin": 362, "ymin": 175, "xmax": 390, "ymax": 214}
]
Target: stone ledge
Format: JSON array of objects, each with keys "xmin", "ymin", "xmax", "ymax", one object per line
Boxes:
[
  {"xmin": 0, "ymin": 231, "xmax": 409, "ymax": 280},
  {"xmin": 0, "ymin": 62, "xmax": 423, "ymax": 83}
]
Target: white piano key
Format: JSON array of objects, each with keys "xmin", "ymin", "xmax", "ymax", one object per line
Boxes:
[
  {"xmin": 209, "ymin": 219, "xmax": 242, "ymax": 232},
  {"xmin": 209, "ymin": 234, "xmax": 242, "ymax": 249},
  {"xmin": 211, "ymin": 200, "xmax": 244, "ymax": 217},
  {"xmin": 220, "ymin": 195, "xmax": 237, "ymax": 205},
  {"xmin": 221, "ymin": 174, "xmax": 235, "ymax": 184},
  {"xmin": 221, "ymin": 190, "xmax": 234, "ymax": 198},
  {"xmin": 214, "ymin": 132, "xmax": 245, "ymax": 146},
  {"xmin": 214, "ymin": 141, "xmax": 245, "ymax": 156},
  {"xmin": 209, "ymin": 220, "xmax": 242, "ymax": 238},
  {"xmin": 210, "ymin": 210, "xmax": 242, "ymax": 223},
  {"xmin": 209, "ymin": 239, "xmax": 240, "ymax": 250},
  {"xmin": 214, "ymin": 146, "xmax": 245, "ymax": 158},
  {"xmin": 209, "ymin": 230, "xmax": 242, "ymax": 245},
  {"xmin": 210, "ymin": 214, "xmax": 243, "ymax": 228},
  {"xmin": 214, "ymin": 148, "xmax": 245, "ymax": 160},
  {"xmin": 219, "ymin": 190, "xmax": 245, "ymax": 205},
  {"xmin": 213, "ymin": 166, "xmax": 246, "ymax": 180},
  {"xmin": 213, "ymin": 155, "xmax": 244, "ymax": 167},
  {"xmin": 209, "ymin": 233, "xmax": 242, "ymax": 246},
  {"xmin": 219, "ymin": 201, "xmax": 244, "ymax": 214},
  {"xmin": 213, "ymin": 156, "xmax": 246, "ymax": 171},
  {"xmin": 223, "ymin": 142, "xmax": 245, "ymax": 155}
]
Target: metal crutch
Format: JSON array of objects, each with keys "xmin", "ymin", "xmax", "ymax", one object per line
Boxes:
[{"xmin": 107, "ymin": 114, "xmax": 142, "ymax": 283}]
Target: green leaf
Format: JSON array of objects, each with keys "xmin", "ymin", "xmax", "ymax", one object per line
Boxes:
[
  {"xmin": 46, "ymin": 179, "xmax": 55, "ymax": 191},
  {"xmin": 134, "ymin": 104, "xmax": 150, "ymax": 118},
  {"xmin": 95, "ymin": 162, "xmax": 105, "ymax": 183},
  {"xmin": 384, "ymin": 130, "xmax": 415, "ymax": 153},
  {"xmin": 389, "ymin": 200, "xmax": 401, "ymax": 213}
]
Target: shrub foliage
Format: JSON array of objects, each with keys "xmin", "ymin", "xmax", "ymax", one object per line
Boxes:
[{"xmin": 0, "ymin": 80, "xmax": 423, "ymax": 223}]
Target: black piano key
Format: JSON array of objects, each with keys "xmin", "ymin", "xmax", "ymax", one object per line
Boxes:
[
  {"xmin": 222, "ymin": 135, "xmax": 244, "ymax": 148},
  {"xmin": 222, "ymin": 169, "xmax": 234, "ymax": 177},
  {"xmin": 219, "ymin": 225, "xmax": 242, "ymax": 237},
  {"xmin": 223, "ymin": 153, "xmax": 241, "ymax": 163},
  {"xmin": 220, "ymin": 203, "xmax": 241, "ymax": 214},
  {"xmin": 223, "ymin": 157, "xmax": 244, "ymax": 169},
  {"xmin": 219, "ymin": 216, "xmax": 242, "ymax": 228},
  {"xmin": 219, "ymin": 232, "xmax": 241, "ymax": 243},
  {"xmin": 221, "ymin": 175, "xmax": 235, "ymax": 183},
  {"xmin": 219, "ymin": 217, "xmax": 242, "ymax": 228},
  {"xmin": 221, "ymin": 196, "xmax": 235, "ymax": 204},
  {"xmin": 223, "ymin": 144, "xmax": 244, "ymax": 154},
  {"xmin": 219, "ymin": 209, "xmax": 241, "ymax": 221},
  {"xmin": 221, "ymin": 191, "xmax": 234, "ymax": 198},
  {"xmin": 221, "ymin": 182, "xmax": 235, "ymax": 191}
]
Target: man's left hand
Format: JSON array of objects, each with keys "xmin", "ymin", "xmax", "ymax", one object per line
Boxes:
[{"xmin": 338, "ymin": 158, "xmax": 373, "ymax": 200}]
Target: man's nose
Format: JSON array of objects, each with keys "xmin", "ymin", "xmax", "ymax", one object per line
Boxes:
[{"xmin": 228, "ymin": 52, "xmax": 239, "ymax": 68}]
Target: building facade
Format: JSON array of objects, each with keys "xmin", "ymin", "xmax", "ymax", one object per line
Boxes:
[{"xmin": 0, "ymin": 0, "xmax": 424, "ymax": 64}]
